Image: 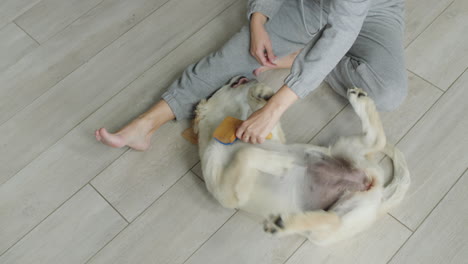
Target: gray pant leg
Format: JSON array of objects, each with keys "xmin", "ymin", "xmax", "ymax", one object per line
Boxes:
[
  {"xmin": 162, "ymin": 26, "xmax": 259, "ymax": 120},
  {"xmin": 325, "ymin": 4, "xmax": 407, "ymax": 111}
]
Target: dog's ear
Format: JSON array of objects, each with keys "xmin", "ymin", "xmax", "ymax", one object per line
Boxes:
[
  {"xmin": 229, "ymin": 76, "xmax": 249, "ymax": 88},
  {"xmin": 193, "ymin": 99, "xmax": 207, "ymax": 134},
  {"xmin": 193, "ymin": 115, "xmax": 200, "ymax": 135}
]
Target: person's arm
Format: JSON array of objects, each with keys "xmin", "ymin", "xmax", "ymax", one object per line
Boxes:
[
  {"xmin": 236, "ymin": 85, "xmax": 298, "ymax": 144},
  {"xmin": 284, "ymin": 0, "xmax": 371, "ymax": 98},
  {"xmin": 248, "ymin": 0, "xmax": 286, "ymax": 67},
  {"xmin": 247, "ymin": 0, "xmax": 287, "ymax": 22},
  {"xmin": 237, "ymin": 0, "xmax": 371, "ymax": 144},
  {"xmin": 250, "ymin": 12, "xmax": 277, "ymax": 67}
]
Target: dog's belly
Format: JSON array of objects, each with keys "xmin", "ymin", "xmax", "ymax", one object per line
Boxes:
[
  {"xmin": 241, "ymin": 164, "xmax": 328, "ymax": 217},
  {"xmin": 239, "ymin": 150, "xmax": 369, "ymax": 217}
]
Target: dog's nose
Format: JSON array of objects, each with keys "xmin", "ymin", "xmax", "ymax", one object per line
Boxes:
[{"xmin": 230, "ymin": 76, "xmax": 249, "ymax": 88}]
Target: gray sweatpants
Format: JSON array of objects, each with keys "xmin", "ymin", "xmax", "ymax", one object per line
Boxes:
[{"xmin": 162, "ymin": 0, "xmax": 407, "ymax": 120}]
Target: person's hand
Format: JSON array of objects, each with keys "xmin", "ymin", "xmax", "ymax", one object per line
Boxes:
[
  {"xmin": 236, "ymin": 85, "xmax": 299, "ymax": 144},
  {"xmin": 249, "ymin": 12, "xmax": 277, "ymax": 68},
  {"xmin": 236, "ymin": 104, "xmax": 281, "ymax": 144}
]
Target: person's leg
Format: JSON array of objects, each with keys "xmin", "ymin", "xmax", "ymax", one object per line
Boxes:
[
  {"xmin": 96, "ymin": 25, "xmax": 260, "ymax": 150},
  {"xmin": 95, "ymin": 100, "xmax": 174, "ymax": 150},
  {"xmin": 325, "ymin": 2, "xmax": 407, "ymax": 111}
]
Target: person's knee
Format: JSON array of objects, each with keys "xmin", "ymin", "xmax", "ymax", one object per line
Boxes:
[
  {"xmin": 353, "ymin": 59, "xmax": 407, "ymax": 112},
  {"xmin": 371, "ymin": 75, "xmax": 408, "ymax": 112}
]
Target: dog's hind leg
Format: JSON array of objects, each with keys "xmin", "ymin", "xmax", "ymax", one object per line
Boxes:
[
  {"xmin": 264, "ymin": 187, "xmax": 382, "ymax": 244},
  {"xmin": 263, "ymin": 211, "xmax": 341, "ymax": 239}
]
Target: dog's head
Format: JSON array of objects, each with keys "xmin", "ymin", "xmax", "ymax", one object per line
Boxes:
[{"xmin": 194, "ymin": 75, "xmax": 275, "ymax": 145}]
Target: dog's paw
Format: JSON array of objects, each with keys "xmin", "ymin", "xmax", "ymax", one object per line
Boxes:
[
  {"xmin": 249, "ymin": 83, "xmax": 275, "ymax": 111},
  {"xmin": 251, "ymin": 83, "xmax": 274, "ymax": 102},
  {"xmin": 263, "ymin": 214, "xmax": 285, "ymax": 235},
  {"xmin": 347, "ymin": 87, "xmax": 367, "ymax": 100},
  {"xmin": 347, "ymin": 87, "xmax": 371, "ymax": 114}
]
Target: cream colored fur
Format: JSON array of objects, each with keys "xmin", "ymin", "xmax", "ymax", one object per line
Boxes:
[{"xmin": 195, "ymin": 76, "xmax": 410, "ymax": 245}]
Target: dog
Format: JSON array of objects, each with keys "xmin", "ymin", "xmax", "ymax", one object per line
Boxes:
[{"xmin": 194, "ymin": 76, "xmax": 410, "ymax": 245}]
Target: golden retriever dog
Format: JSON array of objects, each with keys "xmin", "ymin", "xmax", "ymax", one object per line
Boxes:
[{"xmin": 194, "ymin": 76, "xmax": 410, "ymax": 245}]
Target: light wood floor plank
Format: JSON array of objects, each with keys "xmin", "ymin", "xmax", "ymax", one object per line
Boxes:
[
  {"xmin": 15, "ymin": 0, "xmax": 104, "ymax": 43},
  {"xmin": 91, "ymin": 121, "xmax": 199, "ymax": 221},
  {"xmin": 285, "ymin": 215, "xmax": 411, "ymax": 264},
  {"xmin": 389, "ymin": 69, "xmax": 468, "ymax": 230},
  {"xmin": 0, "ymin": 185, "xmax": 126, "ymax": 264},
  {"xmin": 185, "ymin": 211, "xmax": 304, "ymax": 264},
  {"xmin": 0, "ymin": 0, "xmax": 235, "ymax": 184},
  {"xmin": 0, "ymin": 0, "xmax": 40, "ymax": 29},
  {"xmin": 0, "ymin": 0, "xmax": 169, "ymax": 125},
  {"xmin": 389, "ymin": 169, "xmax": 468, "ymax": 264},
  {"xmin": 406, "ymin": 0, "xmax": 468, "ymax": 90},
  {"xmin": 0, "ymin": 23, "xmax": 38, "ymax": 73},
  {"xmin": 0, "ymin": 0, "xmax": 237, "ymax": 254},
  {"xmin": 310, "ymin": 72, "xmax": 442, "ymax": 146},
  {"xmin": 91, "ymin": 0, "xmax": 246, "ymax": 222},
  {"xmin": 404, "ymin": 0, "xmax": 453, "ymax": 46},
  {"xmin": 88, "ymin": 172, "xmax": 234, "ymax": 264}
]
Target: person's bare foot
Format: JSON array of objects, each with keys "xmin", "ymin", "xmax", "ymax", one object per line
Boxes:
[
  {"xmin": 95, "ymin": 100, "xmax": 175, "ymax": 151},
  {"xmin": 253, "ymin": 49, "xmax": 301, "ymax": 76},
  {"xmin": 95, "ymin": 119, "xmax": 153, "ymax": 151},
  {"xmin": 253, "ymin": 65, "xmax": 273, "ymax": 76}
]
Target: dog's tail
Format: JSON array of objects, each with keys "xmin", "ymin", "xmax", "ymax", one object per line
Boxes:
[{"xmin": 380, "ymin": 144, "xmax": 410, "ymax": 212}]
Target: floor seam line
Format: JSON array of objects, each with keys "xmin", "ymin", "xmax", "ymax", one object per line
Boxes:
[
  {"xmin": 12, "ymin": 21, "xmax": 39, "ymax": 45},
  {"xmin": 404, "ymin": 0, "xmax": 455, "ymax": 49},
  {"xmin": 89, "ymin": 183, "xmax": 130, "ymax": 223},
  {"xmin": 0, "ymin": 183, "xmax": 89, "ymax": 257},
  {"xmin": 181, "ymin": 211, "xmax": 238, "ymax": 264},
  {"xmin": 391, "ymin": 67, "xmax": 467, "ymax": 149},
  {"xmin": 307, "ymin": 101, "xmax": 349, "ymax": 144},
  {"xmin": 84, "ymin": 164, "xmax": 207, "ymax": 263},
  {"xmin": 386, "ymin": 167, "xmax": 468, "ymax": 263},
  {"xmin": 411, "ymin": 167, "xmax": 468, "ymax": 232},
  {"xmin": 282, "ymin": 239, "xmax": 308, "ymax": 264},
  {"xmin": 387, "ymin": 213, "xmax": 413, "ymax": 232},
  {"xmin": 406, "ymin": 69, "xmax": 445, "ymax": 93}
]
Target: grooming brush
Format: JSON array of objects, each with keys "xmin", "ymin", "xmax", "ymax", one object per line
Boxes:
[{"xmin": 212, "ymin": 116, "xmax": 272, "ymax": 145}]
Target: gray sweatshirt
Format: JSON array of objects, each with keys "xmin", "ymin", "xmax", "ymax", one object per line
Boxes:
[{"xmin": 247, "ymin": 0, "xmax": 371, "ymax": 98}]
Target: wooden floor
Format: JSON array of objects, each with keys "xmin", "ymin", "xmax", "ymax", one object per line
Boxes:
[{"xmin": 0, "ymin": 0, "xmax": 467, "ymax": 263}]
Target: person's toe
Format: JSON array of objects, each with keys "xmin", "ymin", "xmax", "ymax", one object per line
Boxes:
[
  {"xmin": 99, "ymin": 128, "xmax": 125, "ymax": 148},
  {"xmin": 95, "ymin": 130, "xmax": 102, "ymax": 141},
  {"xmin": 253, "ymin": 67, "xmax": 263, "ymax": 76}
]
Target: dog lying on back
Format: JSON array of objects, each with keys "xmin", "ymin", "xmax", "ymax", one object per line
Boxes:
[{"xmin": 194, "ymin": 76, "xmax": 410, "ymax": 245}]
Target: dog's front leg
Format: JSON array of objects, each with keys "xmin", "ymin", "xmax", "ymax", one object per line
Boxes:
[{"xmin": 347, "ymin": 87, "xmax": 386, "ymax": 152}]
